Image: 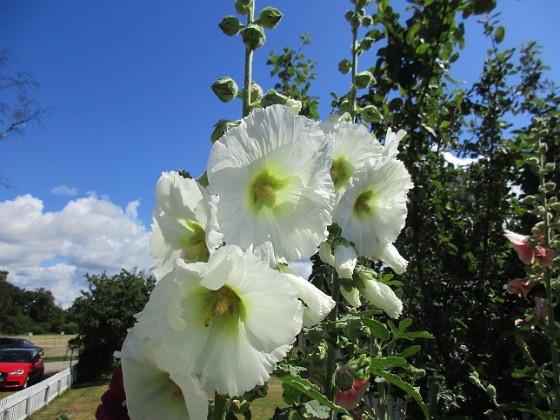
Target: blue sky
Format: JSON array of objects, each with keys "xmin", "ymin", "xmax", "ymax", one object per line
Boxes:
[{"xmin": 1, "ymin": 0, "xmax": 558, "ymax": 307}]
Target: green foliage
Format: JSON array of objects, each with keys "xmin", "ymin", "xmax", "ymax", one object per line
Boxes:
[
  {"xmin": 0, "ymin": 271, "xmax": 69, "ymax": 334},
  {"xmin": 68, "ymin": 269, "xmax": 155, "ymax": 382},
  {"xmin": 266, "ymin": 33, "xmax": 319, "ymax": 119}
]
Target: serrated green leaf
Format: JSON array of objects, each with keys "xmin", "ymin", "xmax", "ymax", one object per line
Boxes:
[
  {"xmin": 397, "ymin": 331, "xmax": 434, "ymax": 340},
  {"xmin": 400, "ymin": 345, "xmax": 422, "ymax": 358},
  {"xmin": 369, "ymin": 356, "xmax": 407, "ymax": 370},
  {"xmin": 277, "ymin": 375, "xmax": 348, "ymax": 414},
  {"xmin": 361, "ymin": 318, "xmax": 390, "ymax": 340},
  {"xmin": 303, "ymin": 400, "xmax": 330, "ymax": 419},
  {"xmin": 376, "ymin": 371, "xmax": 429, "ymax": 419}
]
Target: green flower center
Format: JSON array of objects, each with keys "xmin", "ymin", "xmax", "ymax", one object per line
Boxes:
[
  {"xmin": 248, "ymin": 169, "xmax": 289, "ymax": 213},
  {"xmin": 330, "ymin": 157, "xmax": 354, "ymax": 191},
  {"xmin": 353, "ymin": 190, "xmax": 375, "ymax": 218},
  {"xmin": 201, "ymin": 286, "xmax": 245, "ymax": 333},
  {"xmin": 180, "ymin": 220, "xmax": 209, "ymax": 262}
]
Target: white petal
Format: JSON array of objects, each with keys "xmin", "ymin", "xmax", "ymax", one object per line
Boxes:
[
  {"xmin": 207, "ymin": 104, "xmax": 334, "ymax": 262},
  {"xmin": 120, "ymin": 328, "xmax": 208, "ymax": 420},
  {"xmin": 334, "ymin": 244, "xmax": 357, "ymax": 279},
  {"xmin": 280, "ymin": 265, "xmax": 335, "ymax": 327},
  {"xmin": 140, "ymin": 245, "xmax": 303, "ymax": 397},
  {"xmin": 319, "ymin": 242, "xmax": 335, "ymax": 266},
  {"xmin": 361, "ymin": 280, "xmax": 403, "ymax": 318},
  {"xmin": 373, "ymin": 243, "xmax": 408, "ymax": 275},
  {"xmin": 382, "ymin": 128, "xmax": 407, "ymax": 159},
  {"xmin": 340, "ymin": 285, "xmax": 361, "ymax": 308},
  {"xmin": 334, "ymin": 157, "xmax": 413, "ymax": 257}
]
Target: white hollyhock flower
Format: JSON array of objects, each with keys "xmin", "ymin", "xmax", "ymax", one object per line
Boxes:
[
  {"xmin": 136, "ymin": 245, "xmax": 303, "ymax": 397},
  {"xmin": 322, "ymin": 121, "xmax": 382, "ymax": 198},
  {"xmin": 119, "ymin": 328, "xmax": 208, "ymax": 420},
  {"xmin": 373, "ymin": 243, "xmax": 408, "ymax": 275},
  {"xmin": 207, "ymin": 104, "xmax": 334, "ymax": 264},
  {"xmin": 334, "ymin": 157, "xmax": 413, "ymax": 257},
  {"xmin": 277, "ymin": 264, "xmax": 335, "ymax": 328},
  {"xmin": 382, "ymin": 128, "xmax": 407, "ymax": 159},
  {"xmin": 334, "ymin": 244, "xmax": 357, "ymax": 279},
  {"xmin": 150, "ymin": 172, "xmax": 222, "ymax": 271},
  {"xmin": 361, "ymin": 279, "xmax": 403, "ymax": 319}
]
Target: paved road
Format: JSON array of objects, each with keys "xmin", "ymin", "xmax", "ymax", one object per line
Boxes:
[{"xmin": 44, "ymin": 360, "xmax": 76, "ymax": 373}]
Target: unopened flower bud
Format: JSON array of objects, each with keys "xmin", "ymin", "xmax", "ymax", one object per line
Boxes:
[
  {"xmin": 356, "ymin": 0, "xmax": 373, "ymax": 8},
  {"xmin": 260, "ymin": 89, "xmax": 287, "ymax": 107},
  {"xmin": 538, "ymin": 143, "xmax": 548, "ymax": 154},
  {"xmin": 241, "ymin": 24, "xmax": 266, "ymax": 50},
  {"xmin": 257, "ymin": 7, "xmax": 283, "ymax": 30},
  {"xmin": 362, "ymin": 15, "xmax": 373, "ymax": 27},
  {"xmin": 550, "ymin": 202, "xmax": 560, "ymax": 213},
  {"xmin": 242, "ymin": 81, "xmax": 263, "ymax": 105},
  {"xmin": 354, "ymin": 71, "xmax": 374, "ymax": 89},
  {"xmin": 544, "ymin": 181, "xmax": 556, "ymax": 192},
  {"xmin": 362, "ymin": 105, "xmax": 383, "ymax": 123},
  {"xmin": 486, "ymin": 384, "xmax": 497, "ymax": 403},
  {"xmin": 350, "ymin": 12, "xmax": 362, "ymax": 29},
  {"xmin": 211, "ymin": 77, "xmax": 239, "ymax": 102},
  {"xmin": 219, "ymin": 16, "xmax": 241, "ymax": 36},
  {"xmin": 285, "ymin": 98, "xmax": 302, "ymax": 115},
  {"xmin": 334, "ymin": 244, "xmax": 358, "ymax": 279},
  {"xmin": 338, "ymin": 59, "xmax": 352, "ymax": 74},
  {"xmin": 360, "ymin": 36, "xmax": 375, "ymax": 50},
  {"xmin": 235, "ymin": 1, "xmax": 251, "ymax": 15},
  {"xmin": 319, "ymin": 242, "xmax": 335, "ymax": 266},
  {"xmin": 211, "ymin": 119, "xmax": 240, "ymax": 144},
  {"xmin": 344, "ymin": 10, "xmax": 354, "ymax": 22}
]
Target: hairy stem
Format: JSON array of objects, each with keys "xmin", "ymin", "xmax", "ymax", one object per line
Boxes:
[
  {"xmin": 538, "ymin": 138, "xmax": 560, "ymax": 417},
  {"xmin": 242, "ymin": 1, "xmax": 255, "ymax": 117},
  {"xmin": 325, "ymin": 269, "xmax": 341, "ymax": 416}
]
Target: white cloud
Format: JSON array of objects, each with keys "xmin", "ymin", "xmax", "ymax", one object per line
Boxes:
[
  {"xmin": 51, "ymin": 185, "xmax": 79, "ymax": 196},
  {"xmin": 0, "ymin": 194, "xmax": 153, "ymax": 308},
  {"xmin": 443, "ymin": 152, "xmax": 481, "ymax": 167}
]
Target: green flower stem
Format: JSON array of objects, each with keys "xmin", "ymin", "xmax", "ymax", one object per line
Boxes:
[
  {"xmin": 349, "ymin": 4, "xmax": 359, "ymax": 121},
  {"xmin": 243, "ymin": 0, "xmax": 255, "ymax": 117},
  {"xmin": 213, "ymin": 392, "xmax": 227, "ymax": 420},
  {"xmin": 325, "ymin": 268, "xmax": 341, "ymax": 415},
  {"xmin": 538, "ymin": 140, "xmax": 560, "ymax": 417}
]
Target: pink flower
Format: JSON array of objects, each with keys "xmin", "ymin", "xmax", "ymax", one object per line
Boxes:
[
  {"xmin": 536, "ymin": 246, "xmax": 555, "ymax": 267},
  {"xmin": 505, "ymin": 230, "xmax": 534, "ymax": 265},
  {"xmin": 335, "ymin": 378, "xmax": 369, "ymax": 410},
  {"xmin": 506, "ymin": 278, "xmax": 533, "ymax": 297}
]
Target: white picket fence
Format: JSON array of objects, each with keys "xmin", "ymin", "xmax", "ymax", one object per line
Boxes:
[{"xmin": 0, "ymin": 364, "xmax": 77, "ymax": 420}]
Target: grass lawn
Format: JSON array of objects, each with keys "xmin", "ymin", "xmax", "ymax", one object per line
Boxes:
[
  {"xmin": 27, "ymin": 376, "xmax": 286, "ymax": 419},
  {"xmin": 28, "ymin": 379, "xmax": 110, "ymax": 420}
]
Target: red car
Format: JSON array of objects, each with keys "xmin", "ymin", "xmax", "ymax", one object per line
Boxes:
[{"xmin": 0, "ymin": 348, "xmax": 44, "ymax": 389}]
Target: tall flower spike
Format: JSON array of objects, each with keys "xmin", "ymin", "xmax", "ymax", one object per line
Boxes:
[
  {"xmin": 135, "ymin": 245, "xmax": 303, "ymax": 397},
  {"xmin": 207, "ymin": 104, "xmax": 334, "ymax": 264},
  {"xmin": 119, "ymin": 328, "xmax": 208, "ymax": 420},
  {"xmin": 334, "ymin": 157, "xmax": 413, "ymax": 258},
  {"xmin": 150, "ymin": 172, "xmax": 222, "ymax": 277}
]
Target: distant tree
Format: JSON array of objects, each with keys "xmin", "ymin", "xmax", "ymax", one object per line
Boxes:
[
  {"xmin": 68, "ymin": 269, "xmax": 155, "ymax": 382},
  {"xmin": 0, "ymin": 50, "xmax": 49, "ymax": 187}
]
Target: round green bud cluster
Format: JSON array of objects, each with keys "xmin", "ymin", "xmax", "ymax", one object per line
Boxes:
[{"xmin": 211, "ymin": 77, "xmax": 239, "ymax": 102}]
